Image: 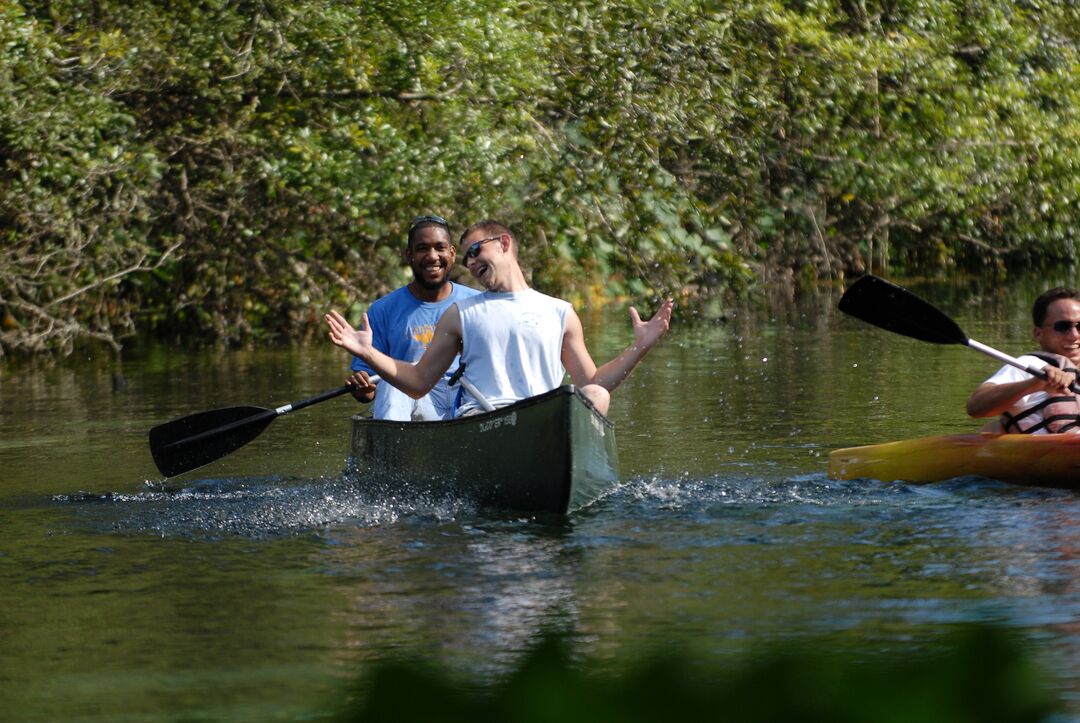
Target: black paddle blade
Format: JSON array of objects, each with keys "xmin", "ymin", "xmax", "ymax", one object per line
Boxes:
[
  {"xmin": 838, "ymin": 275, "xmax": 969, "ymax": 345},
  {"xmin": 149, "ymin": 405, "xmax": 275, "ymax": 477}
]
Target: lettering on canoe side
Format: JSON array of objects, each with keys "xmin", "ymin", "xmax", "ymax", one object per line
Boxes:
[{"xmin": 479, "ymin": 412, "xmax": 517, "ymax": 433}]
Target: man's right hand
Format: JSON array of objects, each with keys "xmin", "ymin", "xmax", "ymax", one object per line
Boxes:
[
  {"xmin": 1042, "ymin": 365, "xmax": 1077, "ymax": 394},
  {"xmin": 347, "ymin": 370, "xmax": 377, "ymax": 403},
  {"xmin": 326, "ymin": 310, "xmax": 373, "ymax": 359}
]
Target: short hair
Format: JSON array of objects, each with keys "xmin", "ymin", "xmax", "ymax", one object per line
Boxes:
[
  {"xmin": 1033, "ymin": 287, "xmax": 1080, "ymax": 326},
  {"xmin": 407, "ymin": 215, "xmax": 451, "ymax": 248},
  {"xmin": 460, "ymin": 220, "xmax": 514, "ymax": 247}
]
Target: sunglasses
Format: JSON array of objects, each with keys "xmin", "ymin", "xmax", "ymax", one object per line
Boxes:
[
  {"xmin": 408, "ymin": 214, "xmax": 449, "ymax": 232},
  {"xmin": 463, "ymin": 236, "xmax": 500, "ymax": 260},
  {"xmin": 1048, "ymin": 320, "xmax": 1080, "ymax": 333}
]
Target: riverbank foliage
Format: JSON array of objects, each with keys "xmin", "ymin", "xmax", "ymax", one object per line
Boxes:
[
  {"xmin": 3, "ymin": 0, "xmax": 1079, "ymax": 356},
  {"xmin": 336, "ymin": 625, "xmax": 1058, "ymax": 722}
]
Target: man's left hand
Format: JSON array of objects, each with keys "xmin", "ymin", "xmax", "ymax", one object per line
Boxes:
[{"xmin": 630, "ymin": 299, "xmax": 674, "ymax": 349}]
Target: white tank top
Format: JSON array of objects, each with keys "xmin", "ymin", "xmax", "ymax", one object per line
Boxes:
[{"xmin": 455, "ymin": 289, "xmax": 571, "ymax": 415}]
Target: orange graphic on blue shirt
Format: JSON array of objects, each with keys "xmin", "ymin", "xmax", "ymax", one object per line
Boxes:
[{"xmin": 412, "ymin": 324, "xmax": 436, "ymax": 348}]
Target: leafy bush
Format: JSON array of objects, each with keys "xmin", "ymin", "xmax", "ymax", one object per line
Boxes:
[
  {"xmin": 3, "ymin": 0, "xmax": 1078, "ymax": 356},
  {"xmin": 336, "ymin": 625, "xmax": 1058, "ymax": 722}
]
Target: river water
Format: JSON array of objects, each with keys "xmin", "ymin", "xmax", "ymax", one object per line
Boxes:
[{"xmin": 4, "ymin": 276, "xmax": 1080, "ymax": 720}]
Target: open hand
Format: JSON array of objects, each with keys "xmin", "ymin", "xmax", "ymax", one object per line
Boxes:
[
  {"xmin": 629, "ymin": 299, "xmax": 674, "ymax": 349},
  {"xmin": 325, "ymin": 310, "xmax": 373, "ymax": 359}
]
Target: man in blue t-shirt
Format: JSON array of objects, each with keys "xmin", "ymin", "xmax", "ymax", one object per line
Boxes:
[
  {"xmin": 329, "ymin": 219, "xmax": 673, "ymax": 418},
  {"xmin": 346, "ymin": 215, "xmax": 480, "ymax": 420}
]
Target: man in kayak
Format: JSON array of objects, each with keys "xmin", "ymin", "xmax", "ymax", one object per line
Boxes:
[
  {"xmin": 326, "ymin": 219, "xmax": 673, "ymax": 416},
  {"xmin": 344, "ymin": 214, "xmax": 480, "ymax": 420},
  {"xmin": 966, "ymin": 287, "xmax": 1080, "ymax": 433}
]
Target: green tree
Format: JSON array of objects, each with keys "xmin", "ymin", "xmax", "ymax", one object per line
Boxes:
[{"xmin": 3, "ymin": 0, "xmax": 1079, "ymax": 358}]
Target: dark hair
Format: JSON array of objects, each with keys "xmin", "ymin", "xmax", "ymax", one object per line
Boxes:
[
  {"xmin": 460, "ymin": 219, "xmax": 514, "ymax": 245},
  {"xmin": 407, "ymin": 215, "xmax": 450, "ymax": 247},
  {"xmin": 1032, "ymin": 287, "xmax": 1080, "ymax": 326}
]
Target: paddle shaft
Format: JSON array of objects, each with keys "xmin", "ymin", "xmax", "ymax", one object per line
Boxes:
[
  {"xmin": 840, "ymin": 275, "xmax": 1080, "ymax": 393},
  {"xmin": 151, "ymin": 366, "xmax": 503, "ymax": 477},
  {"xmin": 158, "ymin": 370, "xmax": 496, "ymax": 454},
  {"xmin": 459, "ymin": 377, "xmax": 496, "ymax": 412},
  {"xmin": 366, "ymin": 362, "xmax": 494, "ymax": 412},
  {"xmin": 324, "ymin": 371, "xmax": 495, "ymax": 412},
  {"xmin": 159, "ymin": 383, "xmax": 363, "ymax": 453},
  {"xmin": 965, "ymin": 339, "xmax": 1080, "ymax": 394}
]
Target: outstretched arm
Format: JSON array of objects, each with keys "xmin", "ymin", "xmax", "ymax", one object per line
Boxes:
[
  {"xmin": 562, "ymin": 299, "xmax": 674, "ymax": 392},
  {"xmin": 325, "ymin": 309, "xmax": 461, "ymax": 399}
]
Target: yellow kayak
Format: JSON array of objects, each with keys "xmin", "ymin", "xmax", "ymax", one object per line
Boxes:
[{"xmin": 828, "ymin": 433, "xmax": 1080, "ymax": 486}]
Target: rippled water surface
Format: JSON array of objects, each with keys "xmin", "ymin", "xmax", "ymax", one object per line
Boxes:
[{"xmin": 4, "ymin": 277, "xmax": 1080, "ymax": 721}]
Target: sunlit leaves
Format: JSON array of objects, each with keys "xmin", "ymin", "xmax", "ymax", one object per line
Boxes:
[{"xmin": 3, "ymin": 0, "xmax": 1080, "ymax": 356}]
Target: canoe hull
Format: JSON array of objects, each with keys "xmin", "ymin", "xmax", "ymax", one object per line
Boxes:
[
  {"xmin": 829, "ymin": 433, "xmax": 1080, "ymax": 487},
  {"xmin": 347, "ymin": 385, "xmax": 619, "ymax": 513}
]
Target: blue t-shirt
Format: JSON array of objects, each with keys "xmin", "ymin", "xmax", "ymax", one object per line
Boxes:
[{"xmin": 352, "ymin": 282, "xmax": 480, "ymax": 417}]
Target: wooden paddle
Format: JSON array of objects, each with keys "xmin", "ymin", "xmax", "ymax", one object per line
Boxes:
[{"xmin": 838, "ymin": 274, "xmax": 1080, "ymax": 392}]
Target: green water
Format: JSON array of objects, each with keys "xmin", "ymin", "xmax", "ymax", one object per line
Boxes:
[{"xmin": 3, "ymin": 277, "xmax": 1080, "ymax": 721}]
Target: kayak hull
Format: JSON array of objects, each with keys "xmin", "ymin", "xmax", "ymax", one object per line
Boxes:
[{"xmin": 828, "ymin": 433, "xmax": 1080, "ymax": 486}]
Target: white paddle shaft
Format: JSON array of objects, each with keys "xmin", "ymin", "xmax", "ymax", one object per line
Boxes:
[
  {"xmin": 966, "ymin": 339, "xmax": 1080, "ymax": 394},
  {"xmin": 966, "ymin": 339, "xmax": 1049, "ymax": 379},
  {"xmin": 966, "ymin": 339, "xmax": 1043, "ymax": 374},
  {"xmin": 459, "ymin": 377, "xmax": 496, "ymax": 412},
  {"xmin": 343, "ymin": 373, "xmax": 496, "ymax": 413}
]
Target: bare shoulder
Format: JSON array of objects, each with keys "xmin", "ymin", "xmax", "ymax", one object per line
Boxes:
[{"xmin": 562, "ymin": 305, "xmax": 585, "ymax": 339}]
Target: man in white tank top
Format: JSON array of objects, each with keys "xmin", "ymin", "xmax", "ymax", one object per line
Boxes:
[{"xmin": 325, "ymin": 220, "xmax": 673, "ymax": 417}]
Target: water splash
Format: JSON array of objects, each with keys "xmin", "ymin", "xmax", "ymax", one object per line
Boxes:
[
  {"xmin": 619, "ymin": 472, "xmax": 889, "ymax": 509},
  {"xmin": 51, "ymin": 472, "xmax": 477, "ymax": 539}
]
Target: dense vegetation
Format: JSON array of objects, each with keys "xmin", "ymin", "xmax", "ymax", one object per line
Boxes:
[
  {"xmin": 336, "ymin": 626, "xmax": 1057, "ymax": 722},
  {"xmin": 3, "ymin": 0, "xmax": 1079, "ymax": 357}
]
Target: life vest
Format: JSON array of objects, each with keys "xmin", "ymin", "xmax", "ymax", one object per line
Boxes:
[{"xmin": 1000, "ymin": 352, "xmax": 1080, "ymax": 434}]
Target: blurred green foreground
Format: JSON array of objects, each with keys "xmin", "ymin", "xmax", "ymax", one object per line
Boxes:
[{"xmin": 336, "ymin": 625, "xmax": 1060, "ymax": 722}]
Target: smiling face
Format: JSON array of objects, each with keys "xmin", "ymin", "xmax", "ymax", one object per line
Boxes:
[
  {"xmin": 406, "ymin": 224, "xmax": 455, "ymax": 295},
  {"xmin": 460, "ymin": 230, "xmax": 506, "ymax": 290},
  {"xmin": 1034, "ymin": 298, "xmax": 1080, "ymax": 365}
]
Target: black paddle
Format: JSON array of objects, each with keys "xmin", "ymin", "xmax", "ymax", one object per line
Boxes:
[
  {"xmin": 839, "ymin": 274, "xmax": 1080, "ymax": 392},
  {"xmin": 149, "ymin": 381, "xmax": 375, "ymax": 477}
]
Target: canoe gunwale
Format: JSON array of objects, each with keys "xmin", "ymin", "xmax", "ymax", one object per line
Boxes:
[{"xmin": 348, "ymin": 384, "xmax": 614, "ymax": 430}]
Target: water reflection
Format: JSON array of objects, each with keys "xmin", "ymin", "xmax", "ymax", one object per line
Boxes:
[
  {"xmin": 311, "ymin": 514, "xmax": 586, "ymax": 677},
  {"xmin": 7, "ymin": 276, "xmax": 1080, "ymax": 719}
]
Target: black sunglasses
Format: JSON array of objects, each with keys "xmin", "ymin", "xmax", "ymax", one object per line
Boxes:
[
  {"xmin": 463, "ymin": 236, "xmax": 500, "ymax": 260},
  {"xmin": 1048, "ymin": 320, "xmax": 1080, "ymax": 333},
  {"xmin": 409, "ymin": 214, "xmax": 449, "ymax": 232}
]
